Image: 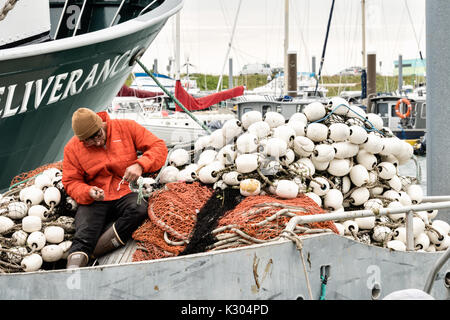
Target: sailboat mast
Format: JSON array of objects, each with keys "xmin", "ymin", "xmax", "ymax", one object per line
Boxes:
[
  {"xmin": 284, "ymin": 0, "xmax": 289, "ymax": 95},
  {"xmin": 216, "ymin": 0, "xmax": 242, "ymax": 92},
  {"xmin": 175, "ymin": 12, "xmax": 181, "ymax": 80},
  {"xmin": 361, "ymin": 0, "xmax": 366, "ymax": 69}
]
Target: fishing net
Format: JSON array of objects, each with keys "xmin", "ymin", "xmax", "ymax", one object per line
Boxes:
[
  {"xmin": 9, "ymin": 161, "xmax": 63, "ymax": 187},
  {"xmin": 132, "ymin": 181, "xmax": 338, "ymax": 262}
]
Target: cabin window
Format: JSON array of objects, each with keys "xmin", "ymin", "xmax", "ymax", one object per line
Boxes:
[
  {"xmin": 421, "ymin": 103, "xmax": 426, "ymax": 118},
  {"xmin": 243, "ymin": 107, "xmax": 253, "ymax": 114},
  {"xmin": 376, "ymin": 103, "xmax": 389, "ymax": 117},
  {"xmin": 391, "ymin": 105, "xmax": 398, "ymax": 117}
]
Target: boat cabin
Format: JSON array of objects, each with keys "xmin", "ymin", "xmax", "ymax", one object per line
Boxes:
[
  {"xmin": 368, "ymin": 95, "xmax": 426, "ymax": 140},
  {"xmin": 233, "ymin": 95, "xmax": 329, "ymax": 121}
]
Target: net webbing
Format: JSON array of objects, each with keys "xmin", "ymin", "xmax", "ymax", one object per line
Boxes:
[{"xmin": 132, "ymin": 182, "xmax": 338, "ymax": 262}]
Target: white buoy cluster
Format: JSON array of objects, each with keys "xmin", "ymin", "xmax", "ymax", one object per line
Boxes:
[
  {"xmin": 157, "ymin": 97, "xmax": 449, "ymax": 252},
  {"xmin": 0, "ymin": 168, "xmax": 76, "ymax": 272}
]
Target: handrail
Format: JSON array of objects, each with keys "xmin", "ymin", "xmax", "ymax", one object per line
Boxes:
[
  {"xmin": 72, "ymin": 0, "xmax": 87, "ymax": 37},
  {"xmin": 423, "ymin": 247, "xmax": 450, "ymax": 294},
  {"xmin": 54, "ymin": 0, "xmax": 69, "ymax": 40},
  {"xmin": 282, "ymin": 200, "xmax": 450, "ymax": 251},
  {"xmin": 109, "ymin": 0, "xmax": 126, "ymax": 27},
  {"xmin": 422, "ymin": 195, "xmax": 450, "ymax": 202},
  {"xmin": 138, "ymin": 0, "xmax": 158, "ymax": 16},
  {"xmin": 284, "ymin": 200, "xmax": 450, "ymax": 231}
]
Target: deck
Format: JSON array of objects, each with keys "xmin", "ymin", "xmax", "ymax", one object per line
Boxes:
[{"xmin": 95, "ymin": 240, "xmax": 137, "ymax": 266}]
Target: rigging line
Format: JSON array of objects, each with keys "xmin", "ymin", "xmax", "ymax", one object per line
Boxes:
[
  {"xmin": 231, "ymin": 45, "xmax": 267, "ymax": 62},
  {"xmin": 403, "ymin": 0, "xmax": 423, "ymax": 60},
  {"xmin": 350, "ymin": 2, "xmax": 360, "ymax": 70},
  {"xmin": 219, "ymin": 0, "xmax": 231, "ymax": 30},
  {"xmin": 292, "ymin": 2, "xmax": 309, "ymax": 69},
  {"xmin": 265, "ymin": 0, "xmax": 268, "ymax": 63},
  {"xmin": 392, "ymin": 4, "xmax": 406, "ymax": 63},
  {"xmin": 293, "ymin": 0, "xmax": 311, "ymax": 70},
  {"xmin": 341, "ymin": 0, "xmax": 351, "ymax": 71},
  {"xmin": 314, "ymin": 0, "xmax": 336, "ymax": 96},
  {"xmin": 216, "ymin": 0, "xmax": 243, "ymax": 92}
]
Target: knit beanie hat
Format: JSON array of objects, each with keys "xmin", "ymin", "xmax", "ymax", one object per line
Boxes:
[{"xmin": 72, "ymin": 108, "xmax": 103, "ymax": 140}]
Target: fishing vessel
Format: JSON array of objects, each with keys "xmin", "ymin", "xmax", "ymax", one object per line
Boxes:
[
  {"xmin": 0, "ymin": 93, "xmax": 448, "ymax": 300},
  {"xmin": 368, "ymin": 95, "xmax": 426, "ymax": 141},
  {"xmin": 0, "ymin": 0, "xmax": 183, "ymax": 191},
  {"xmin": 0, "ymin": 0, "xmax": 448, "ymax": 302}
]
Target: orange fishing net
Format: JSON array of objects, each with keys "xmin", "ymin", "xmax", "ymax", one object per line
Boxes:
[
  {"xmin": 10, "ymin": 161, "xmax": 63, "ymax": 187},
  {"xmin": 132, "ymin": 182, "xmax": 213, "ymax": 261},
  {"xmin": 132, "ymin": 182, "xmax": 338, "ymax": 262}
]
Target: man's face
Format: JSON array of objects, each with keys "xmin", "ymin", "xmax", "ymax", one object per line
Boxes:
[{"xmin": 82, "ymin": 128, "xmax": 106, "ymax": 147}]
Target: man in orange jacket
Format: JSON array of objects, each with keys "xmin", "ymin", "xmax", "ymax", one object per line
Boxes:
[{"xmin": 62, "ymin": 107, "xmax": 167, "ymax": 268}]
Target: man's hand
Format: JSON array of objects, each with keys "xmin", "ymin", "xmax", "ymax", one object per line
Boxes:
[
  {"xmin": 89, "ymin": 186, "xmax": 105, "ymax": 201},
  {"xmin": 124, "ymin": 163, "xmax": 143, "ymax": 183}
]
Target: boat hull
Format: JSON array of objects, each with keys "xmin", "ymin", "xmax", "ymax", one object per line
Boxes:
[
  {"xmin": 0, "ymin": 0, "xmax": 182, "ymax": 191},
  {"xmin": 393, "ymin": 129, "xmax": 426, "ymax": 140},
  {"xmin": 0, "ymin": 233, "xmax": 447, "ymax": 300}
]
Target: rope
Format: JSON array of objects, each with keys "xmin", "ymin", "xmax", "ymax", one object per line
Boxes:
[
  {"xmin": 281, "ymin": 229, "xmax": 313, "ymax": 300},
  {"xmin": 8, "ymin": 174, "xmax": 35, "ymax": 191},
  {"xmin": 129, "ymin": 176, "xmax": 146, "ymax": 205},
  {"xmin": 312, "ymin": 103, "xmax": 386, "ymax": 136},
  {"xmin": 117, "ymin": 177, "xmax": 126, "ymax": 191},
  {"xmin": 0, "ymin": 0, "xmax": 18, "ymax": 22}
]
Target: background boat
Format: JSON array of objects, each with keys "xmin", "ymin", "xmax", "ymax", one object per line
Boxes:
[
  {"xmin": 369, "ymin": 95, "xmax": 426, "ymax": 141},
  {"xmin": 108, "ymin": 94, "xmax": 235, "ymax": 147},
  {"xmin": 0, "ymin": 0, "xmax": 183, "ymax": 191}
]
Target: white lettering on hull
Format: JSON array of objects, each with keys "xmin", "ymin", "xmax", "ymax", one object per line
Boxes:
[{"xmin": 0, "ymin": 45, "xmax": 140, "ymax": 119}]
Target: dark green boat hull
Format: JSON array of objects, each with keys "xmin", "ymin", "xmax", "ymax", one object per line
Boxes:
[{"xmin": 0, "ymin": 0, "xmax": 182, "ymax": 190}]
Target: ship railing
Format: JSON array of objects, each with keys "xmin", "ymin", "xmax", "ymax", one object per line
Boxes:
[
  {"xmin": 109, "ymin": 0, "xmax": 126, "ymax": 27},
  {"xmin": 138, "ymin": 0, "xmax": 158, "ymax": 16},
  {"xmin": 54, "ymin": 0, "xmax": 160, "ymax": 39},
  {"xmin": 283, "ymin": 196, "xmax": 450, "ymax": 252},
  {"xmin": 53, "ymin": 0, "xmax": 88, "ymax": 39},
  {"xmin": 54, "ymin": 0, "xmax": 69, "ymax": 40},
  {"xmin": 72, "ymin": 0, "xmax": 88, "ymax": 37},
  {"xmin": 282, "ymin": 196, "xmax": 450, "ymax": 296}
]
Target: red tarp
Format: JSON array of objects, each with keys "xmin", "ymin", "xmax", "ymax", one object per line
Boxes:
[
  {"xmin": 117, "ymin": 85, "xmax": 164, "ymax": 98},
  {"xmin": 174, "ymin": 80, "xmax": 244, "ymax": 112}
]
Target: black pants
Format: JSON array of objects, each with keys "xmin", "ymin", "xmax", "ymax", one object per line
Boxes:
[{"xmin": 69, "ymin": 192, "xmax": 148, "ymax": 256}]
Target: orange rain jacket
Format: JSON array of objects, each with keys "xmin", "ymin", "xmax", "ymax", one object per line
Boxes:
[{"xmin": 62, "ymin": 111, "xmax": 168, "ymax": 205}]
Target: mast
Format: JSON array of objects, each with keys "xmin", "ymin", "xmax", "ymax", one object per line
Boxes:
[
  {"xmin": 284, "ymin": 0, "xmax": 289, "ymax": 95},
  {"xmin": 175, "ymin": 12, "xmax": 181, "ymax": 80},
  {"xmin": 361, "ymin": 0, "xmax": 366, "ymax": 69},
  {"xmin": 216, "ymin": 0, "xmax": 242, "ymax": 92},
  {"xmin": 314, "ymin": 0, "xmax": 336, "ymax": 96}
]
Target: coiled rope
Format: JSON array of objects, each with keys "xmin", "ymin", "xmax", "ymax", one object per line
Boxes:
[{"xmin": 0, "ymin": 0, "xmax": 18, "ymax": 22}]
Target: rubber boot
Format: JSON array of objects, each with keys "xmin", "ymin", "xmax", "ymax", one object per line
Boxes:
[
  {"xmin": 92, "ymin": 223, "xmax": 125, "ymax": 258},
  {"xmin": 66, "ymin": 251, "xmax": 89, "ymax": 269}
]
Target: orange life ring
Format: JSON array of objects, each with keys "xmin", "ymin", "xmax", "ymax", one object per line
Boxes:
[{"xmin": 395, "ymin": 98, "xmax": 412, "ymax": 119}]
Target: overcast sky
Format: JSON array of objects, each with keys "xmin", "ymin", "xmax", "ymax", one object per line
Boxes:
[{"xmin": 136, "ymin": 0, "xmax": 425, "ymax": 76}]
